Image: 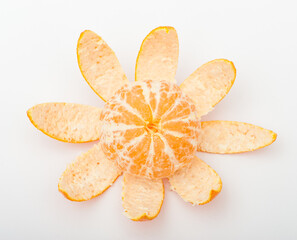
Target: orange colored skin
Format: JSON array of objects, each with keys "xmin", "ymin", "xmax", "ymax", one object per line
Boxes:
[
  {"xmin": 58, "ymin": 173, "xmax": 121, "ymax": 202},
  {"xmin": 198, "ymin": 121, "xmax": 277, "ymax": 154},
  {"xmin": 27, "ymin": 107, "xmax": 99, "ymax": 144},
  {"xmin": 123, "ymin": 180, "xmax": 165, "ymax": 221},
  {"xmin": 205, "ymin": 59, "xmax": 236, "ymax": 111},
  {"xmin": 179, "ymin": 58, "xmax": 237, "ymax": 118},
  {"xmin": 77, "ymin": 30, "xmax": 108, "ymax": 102},
  {"xmin": 135, "ymin": 26, "xmax": 178, "ymax": 82},
  {"xmin": 199, "ymin": 178, "xmax": 222, "ymax": 205}
]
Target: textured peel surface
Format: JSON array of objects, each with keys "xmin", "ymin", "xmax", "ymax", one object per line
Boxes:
[
  {"xmin": 197, "ymin": 121, "xmax": 277, "ymax": 153},
  {"xmin": 180, "ymin": 59, "xmax": 236, "ymax": 117},
  {"xmin": 58, "ymin": 143, "xmax": 121, "ymax": 201},
  {"xmin": 122, "ymin": 173, "xmax": 164, "ymax": 221},
  {"xmin": 135, "ymin": 26, "xmax": 179, "ymax": 83},
  {"xmin": 169, "ymin": 156, "xmax": 222, "ymax": 205},
  {"xmin": 77, "ymin": 30, "xmax": 129, "ymax": 101},
  {"xmin": 27, "ymin": 103, "xmax": 102, "ymax": 143},
  {"xmin": 100, "ymin": 80, "xmax": 200, "ymax": 179}
]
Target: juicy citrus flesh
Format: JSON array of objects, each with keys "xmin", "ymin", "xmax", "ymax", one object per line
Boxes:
[{"xmin": 100, "ymin": 80, "xmax": 200, "ymax": 179}]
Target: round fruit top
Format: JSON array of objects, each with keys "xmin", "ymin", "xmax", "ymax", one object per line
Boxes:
[{"xmin": 100, "ymin": 80, "xmax": 200, "ymax": 179}]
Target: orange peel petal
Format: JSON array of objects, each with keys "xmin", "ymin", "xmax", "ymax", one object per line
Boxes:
[
  {"xmin": 135, "ymin": 26, "xmax": 179, "ymax": 83},
  {"xmin": 77, "ymin": 30, "xmax": 129, "ymax": 101},
  {"xmin": 122, "ymin": 173, "xmax": 164, "ymax": 221},
  {"xmin": 197, "ymin": 121, "xmax": 277, "ymax": 153},
  {"xmin": 180, "ymin": 59, "xmax": 236, "ymax": 117},
  {"xmin": 27, "ymin": 103, "xmax": 102, "ymax": 143},
  {"xmin": 58, "ymin": 143, "xmax": 121, "ymax": 201},
  {"xmin": 169, "ymin": 156, "xmax": 222, "ymax": 205}
]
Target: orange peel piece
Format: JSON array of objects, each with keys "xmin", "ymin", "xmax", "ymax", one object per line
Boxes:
[
  {"xmin": 77, "ymin": 30, "xmax": 129, "ymax": 101},
  {"xmin": 197, "ymin": 121, "xmax": 277, "ymax": 153},
  {"xmin": 180, "ymin": 59, "xmax": 236, "ymax": 117},
  {"xmin": 27, "ymin": 103, "xmax": 102, "ymax": 143},
  {"xmin": 169, "ymin": 156, "xmax": 222, "ymax": 205},
  {"xmin": 58, "ymin": 143, "xmax": 121, "ymax": 201},
  {"xmin": 135, "ymin": 26, "xmax": 179, "ymax": 83},
  {"xmin": 122, "ymin": 173, "xmax": 164, "ymax": 221}
]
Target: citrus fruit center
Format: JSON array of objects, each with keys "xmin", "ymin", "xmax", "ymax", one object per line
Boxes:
[
  {"xmin": 146, "ymin": 122, "xmax": 159, "ymax": 133},
  {"xmin": 100, "ymin": 80, "xmax": 200, "ymax": 179}
]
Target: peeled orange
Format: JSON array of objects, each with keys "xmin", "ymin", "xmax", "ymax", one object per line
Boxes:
[{"xmin": 100, "ymin": 79, "xmax": 200, "ymax": 179}]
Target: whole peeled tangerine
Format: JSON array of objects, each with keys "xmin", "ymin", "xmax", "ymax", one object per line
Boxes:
[{"xmin": 100, "ymin": 80, "xmax": 200, "ymax": 179}]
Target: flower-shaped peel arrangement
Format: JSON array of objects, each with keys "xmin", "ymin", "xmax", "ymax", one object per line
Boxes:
[{"xmin": 27, "ymin": 26, "xmax": 277, "ymax": 221}]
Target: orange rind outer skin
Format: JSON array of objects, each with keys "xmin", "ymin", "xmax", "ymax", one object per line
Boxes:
[
  {"xmin": 27, "ymin": 108, "xmax": 73, "ymax": 144},
  {"xmin": 169, "ymin": 156, "xmax": 222, "ymax": 205},
  {"xmin": 27, "ymin": 113, "xmax": 98, "ymax": 144},
  {"xmin": 135, "ymin": 26, "xmax": 178, "ymax": 83},
  {"xmin": 198, "ymin": 177, "xmax": 222, "ymax": 205},
  {"xmin": 126, "ymin": 184, "xmax": 165, "ymax": 221},
  {"xmin": 77, "ymin": 30, "xmax": 106, "ymax": 102},
  {"xmin": 27, "ymin": 103, "xmax": 101, "ymax": 143},
  {"xmin": 58, "ymin": 143, "xmax": 122, "ymax": 201},
  {"xmin": 58, "ymin": 144, "xmax": 121, "ymax": 202},
  {"xmin": 77, "ymin": 30, "xmax": 129, "ymax": 102},
  {"xmin": 197, "ymin": 121, "xmax": 277, "ymax": 154},
  {"xmin": 58, "ymin": 174, "xmax": 121, "ymax": 202},
  {"xmin": 122, "ymin": 174, "xmax": 164, "ymax": 221},
  {"xmin": 174, "ymin": 180, "xmax": 222, "ymax": 206},
  {"xmin": 27, "ymin": 108, "xmax": 98, "ymax": 144},
  {"xmin": 180, "ymin": 59, "xmax": 236, "ymax": 117},
  {"xmin": 135, "ymin": 26, "xmax": 176, "ymax": 78},
  {"xmin": 180, "ymin": 170, "xmax": 222, "ymax": 206},
  {"xmin": 208, "ymin": 59, "xmax": 236, "ymax": 109}
]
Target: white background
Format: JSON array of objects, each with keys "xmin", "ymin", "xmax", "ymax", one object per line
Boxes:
[{"xmin": 1, "ymin": 0, "xmax": 296, "ymax": 239}]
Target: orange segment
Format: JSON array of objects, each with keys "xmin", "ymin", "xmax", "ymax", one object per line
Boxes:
[
  {"xmin": 180, "ymin": 59, "xmax": 236, "ymax": 117},
  {"xmin": 100, "ymin": 80, "xmax": 200, "ymax": 179},
  {"xmin": 169, "ymin": 156, "xmax": 222, "ymax": 205},
  {"xmin": 103, "ymin": 99, "xmax": 145, "ymax": 126},
  {"xmin": 77, "ymin": 30, "xmax": 129, "ymax": 101},
  {"xmin": 162, "ymin": 132, "xmax": 197, "ymax": 166},
  {"xmin": 116, "ymin": 85, "xmax": 153, "ymax": 122},
  {"xmin": 135, "ymin": 26, "xmax": 179, "ymax": 83},
  {"xmin": 27, "ymin": 103, "xmax": 102, "ymax": 143},
  {"xmin": 152, "ymin": 81, "xmax": 182, "ymax": 123},
  {"xmin": 122, "ymin": 173, "xmax": 164, "ymax": 221},
  {"xmin": 197, "ymin": 121, "xmax": 277, "ymax": 153},
  {"xmin": 58, "ymin": 143, "xmax": 121, "ymax": 201},
  {"xmin": 147, "ymin": 134, "xmax": 174, "ymax": 179},
  {"xmin": 117, "ymin": 131, "xmax": 152, "ymax": 174}
]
